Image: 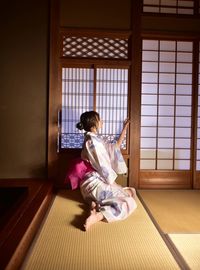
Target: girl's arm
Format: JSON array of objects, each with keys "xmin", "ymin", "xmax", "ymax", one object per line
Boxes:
[{"xmin": 116, "ymin": 119, "xmax": 130, "ymax": 148}]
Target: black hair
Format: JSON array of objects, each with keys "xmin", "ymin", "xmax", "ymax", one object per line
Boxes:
[{"xmin": 76, "ymin": 111, "xmax": 100, "ymax": 132}]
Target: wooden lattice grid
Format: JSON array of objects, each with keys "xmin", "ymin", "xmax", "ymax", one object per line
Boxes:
[{"xmin": 62, "ymin": 35, "xmax": 129, "ymax": 59}]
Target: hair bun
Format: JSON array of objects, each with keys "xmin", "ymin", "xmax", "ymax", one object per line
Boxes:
[{"xmin": 76, "ymin": 122, "xmax": 84, "ymax": 130}]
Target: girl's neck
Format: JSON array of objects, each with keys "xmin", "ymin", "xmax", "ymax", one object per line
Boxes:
[{"xmin": 90, "ymin": 127, "xmax": 98, "ymax": 134}]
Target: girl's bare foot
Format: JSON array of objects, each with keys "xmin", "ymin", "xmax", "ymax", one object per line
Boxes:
[
  {"xmin": 90, "ymin": 201, "xmax": 100, "ymax": 212},
  {"xmin": 84, "ymin": 209, "xmax": 104, "ymax": 231},
  {"xmin": 90, "ymin": 201, "xmax": 96, "ymax": 210}
]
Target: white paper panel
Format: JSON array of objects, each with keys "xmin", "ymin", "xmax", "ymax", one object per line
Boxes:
[
  {"xmin": 160, "ymin": 63, "xmax": 175, "ymax": 72},
  {"xmin": 196, "ymin": 151, "xmax": 200, "ymax": 160},
  {"xmin": 142, "ymin": 51, "xmax": 159, "ymax": 61},
  {"xmin": 142, "ymin": 73, "xmax": 158, "ymax": 83},
  {"xmin": 176, "ymin": 84, "xmax": 192, "ymax": 95},
  {"xmin": 142, "ymin": 40, "xmax": 159, "ymax": 50},
  {"xmin": 141, "ymin": 116, "xmax": 157, "ymax": 126},
  {"xmin": 140, "ymin": 149, "xmax": 156, "ymax": 159},
  {"xmin": 143, "ymin": 6, "xmax": 160, "ymax": 12},
  {"xmin": 142, "ymin": 84, "xmax": 158, "ymax": 94},
  {"xmin": 141, "ymin": 105, "xmax": 157, "ymax": 115},
  {"xmin": 177, "ymin": 53, "xmax": 192, "ymax": 62},
  {"xmin": 177, "ymin": 63, "xmax": 192, "ymax": 73},
  {"xmin": 142, "ymin": 62, "xmax": 158, "ymax": 72},
  {"xmin": 159, "ymin": 95, "xmax": 174, "ymax": 105},
  {"xmin": 160, "ymin": 40, "xmax": 176, "ymax": 50},
  {"xmin": 159, "ymin": 74, "xmax": 175, "ymax": 84},
  {"xmin": 159, "ymin": 106, "xmax": 174, "ymax": 116},
  {"xmin": 141, "ymin": 127, "xmax": 157, "ymax": 137},
  {"xmin": 174, "ymin": 160, "xmax": 190, "ymax": 170},
  {"xmin": 175, "ymin": 139, "xmax": 191, "ymax": 148},
  {"xmin": 176, "ymin": 74, "xmax": 192, "ymax": 84},
  {"xmin": 176, "ymin": 106, "xmax": 191, "ymax": 116},
  {"xmin": 158, "ymin": 117, "xmax": 174, "ymax": 126},
  {"xmin": 177, "ymin": 41, "xmax": 193, "ymax": 51},
  {"xmin": 159, "ymin": 84, "xmax": 175, "ymax": 94},
  {"xmin": 141, "ymin": 138, "xmax": 157, "ymax": 148},
  {"xmin": 158, "ymin": 127, "xmax": 174, "ymax": 137},
  {"xmin": 157, "ymin": 160, "xmax": 173, "ymax": 169},
  {"xmin": 161, "ymin": 0, "xmax": 176, "ymax": 5},
  {"xmin": 160, "ymin": 52, "xmax": 176, "ymax": 62},
  {"xmin": 142, "ymin": 95, "xmax": 158, "ymax": 105},
  {"xmin": 158, "ymin": 138, "xmax": 174, "ymax": 148},
  {"xmin": 175, "ymin": 117, "xmax": 191, "ymax": 127},
  {"xmin": 157, "ymin": 149, "xmax": 173, "ymax": 159},
  {"xmin": 196, "ymin": 160, "xmax": 200, "ymax": 170},
  {"xmin": 140, "ymin": 160, "xmax": 156, "ymax": 169},
  {"xmin": 197, "ymin": 139, "xmax": 200, "ymax": 149},
  {"xmin": 175, "ymin": 127, "xmax": 191, "ymax": 138},
  {"xmin": 176, "ymin": 96, "xmax": 192, "ymax": 106},
  {"xmin": 143, "ymin": 0, "xmax": 160, "ymax": 5},
  {"xmin": 175, "ymin": 149, "xmax": 190, "ymax": 159}
]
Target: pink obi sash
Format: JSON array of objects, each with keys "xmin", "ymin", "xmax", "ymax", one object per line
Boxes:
[{"xmin": 65, "ymin": 158, "xmax": 94, "ymax": 190}]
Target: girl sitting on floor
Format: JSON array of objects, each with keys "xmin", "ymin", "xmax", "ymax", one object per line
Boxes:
[{"xmin": 67, "ymin": 111, "xmax": 137, "ymax": 231}]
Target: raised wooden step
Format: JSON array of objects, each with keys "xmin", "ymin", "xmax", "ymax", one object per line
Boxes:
[{"xmin": 0, "ymin": 179, "xmax": 53, "ymax": 270}]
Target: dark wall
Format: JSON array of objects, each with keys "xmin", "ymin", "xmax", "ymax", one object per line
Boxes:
[
  {"xmin": 60, "ymin": 0, "xmax": 131, "ymax": 29},
  {"xmin": 142, "ymin": 16, "xmax": 200, "ymax": 33},
  {"xmin": 0, "ymin": 0, "xmax": 49, "ymax": 178}
]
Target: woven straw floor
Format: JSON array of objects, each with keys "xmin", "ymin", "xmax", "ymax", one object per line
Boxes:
[
  {"xmin": 21, "ymin": 190, "xmax": 179, "ymax": 270},
  {"xmin": 138, "ymin": 190, "xmax": 200, "ymax": 233},
  {"xmin": 169, "ymin": 234, "xmax": 200, "ymax": 270}
]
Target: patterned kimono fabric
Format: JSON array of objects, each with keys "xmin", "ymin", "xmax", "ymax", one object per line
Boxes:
[{"xmin": 80, "ymin": 132, "xmax": 137, "ymax": 222}]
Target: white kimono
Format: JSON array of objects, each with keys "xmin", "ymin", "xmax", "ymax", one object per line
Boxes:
[{"xmin": 80, "ymin": 132, "xmax": 137, "ymax": 222}]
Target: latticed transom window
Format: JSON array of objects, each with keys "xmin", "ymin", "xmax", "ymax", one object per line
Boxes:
[
  {"xmin": 143, "ymin": 0, "xmax": 195, "ymax": 15},
  {"xmin": 61, "ymin": 67, "xmax": 129, "ymax": 149},
  {"xmin": 140, "ymin": 39, "xmax": 193, "ymax": 170},
  {"xmin": 61, "ymin": 35, "xmax": 129, "ymax": 59}
]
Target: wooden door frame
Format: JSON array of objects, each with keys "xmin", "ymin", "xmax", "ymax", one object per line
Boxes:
[
  {"xmin": 48, "ymin": 0, "xmax": 136, "ymax": 187},
  {"xmin": 48, "ymin": 0, "xmax": 60, "ymax": 181}
]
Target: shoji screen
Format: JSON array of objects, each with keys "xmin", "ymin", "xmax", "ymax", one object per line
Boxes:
[
  {"xmin": 140, "ymin": 39, "xmax": 193, "ymax": 188},
  {"xmin": 195, "ymin": 42, "xmax": 200, "ymax": 188},
  {"xmin": 61, "ymin": 67, "xmax": 129, "ymax": 150},
  {"xmin": 96, "ymin": 68, "xmax": 128, "ymax": 149},
  {"xmin": 61, "ymin": 68, "xmax": 94, "ymax": 149},
  {"xmin": 196, "ymin": 44, "xmax": 200, "ymax": 171}
]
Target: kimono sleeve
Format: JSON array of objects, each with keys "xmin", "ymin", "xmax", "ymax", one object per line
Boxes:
[
  {"xmin": 84, "ymin": 136, "xmax": 117, "ymax": 184},
  {"xmin": 104, "ymin": 142, "xmax": 127, "ymax": 174}
]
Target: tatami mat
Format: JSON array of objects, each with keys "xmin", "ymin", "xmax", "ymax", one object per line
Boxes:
[
  {"xmin": 21, "ymin": 190, "xmax": 180, "ymax": 270},
  {"xmin": 138, "ymin": 190, "xmax": 200, "ymax": 233},
  {"xmin": 168, "ymin": 234, "xmax": 200, "ymax": 270}
]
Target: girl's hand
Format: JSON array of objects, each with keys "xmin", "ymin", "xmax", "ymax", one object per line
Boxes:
[
  {"xmin": 123, "ymin": 118, "xmax": 130, "ymax": 129},
  {"xmin": 117, "ymin": 118, "xmax": 130, "ymax": 148}
]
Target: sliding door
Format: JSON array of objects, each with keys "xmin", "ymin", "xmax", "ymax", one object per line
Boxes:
[
  {"xmin": 58, "ymin": 65, "xmax": 130, "ymax": 186},
  {"xmin": 140, "ymin": 39, "xmax": 193, "ymax": 188},
  {"xmin": 195, "ymin": 42, "xmax": 200, "ymax": 188}
]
